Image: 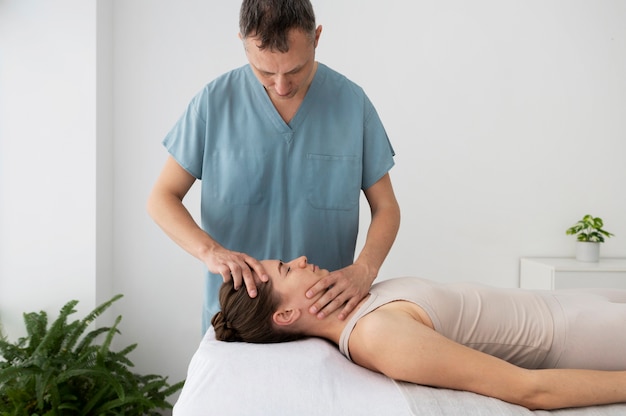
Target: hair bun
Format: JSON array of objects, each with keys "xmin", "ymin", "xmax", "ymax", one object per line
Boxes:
[{"xmin": 211, "ymin": 311, "xmax": 240, "ymax": 342}]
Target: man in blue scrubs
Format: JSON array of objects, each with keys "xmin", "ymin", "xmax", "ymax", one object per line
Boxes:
[{"xmin": 147, "ymin": 0, "xmax": 401, "ymax": 334}]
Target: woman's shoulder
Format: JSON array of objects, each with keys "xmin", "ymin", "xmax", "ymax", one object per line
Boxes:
[
  {"xmin": 348, "ymin": 301, "xmax": 435, "ymax": 373},
  {"xmin": 348, "ymin": 304, "xmax": 403, "ymax": 368},
  {"xmin": 353, "ymin": 300, "xmax": 432, "ymax": 341}
]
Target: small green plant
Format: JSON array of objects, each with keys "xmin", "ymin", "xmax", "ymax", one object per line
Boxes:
[
  {"xmin": 0, "ymin": 295, "xmax": 184, "ymax": 416},
  {"xmin": 566, "ymin": 214, "xmax": 614, "ymax": 243}
]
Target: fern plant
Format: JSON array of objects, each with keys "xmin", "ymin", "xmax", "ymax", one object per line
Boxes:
[{"xmin": 0, "ymin": 295, "xmax": 184, "ymax": 416}]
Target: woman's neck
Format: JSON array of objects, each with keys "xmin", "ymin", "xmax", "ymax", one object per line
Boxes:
[{"xmin": 305, "ymin": 294, "xmax": 371, "ymax": 345}]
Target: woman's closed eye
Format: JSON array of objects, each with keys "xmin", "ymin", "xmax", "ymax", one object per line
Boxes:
[{"xmin": 278, "ymin": 261, "xmax": 291, "ymax": 277}]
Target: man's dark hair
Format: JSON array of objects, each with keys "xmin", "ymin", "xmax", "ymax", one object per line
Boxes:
[{"xmin": 239, "ymin": 0, "xmax": 316, "ymax": 52}]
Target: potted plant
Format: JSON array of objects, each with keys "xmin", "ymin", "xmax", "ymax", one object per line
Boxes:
[
  {"xmin": 0, "ymin": 295, "xmax": 184, "ymax": 415},
  {"xmin": 565, "ymin": 214, "xmax": 614, "ymax": 262}
]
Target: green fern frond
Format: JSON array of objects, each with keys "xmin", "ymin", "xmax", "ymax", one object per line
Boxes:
[
  {"xmin": 0, "ymin": 339, "xmax": 27, "ymax": 365},
  {"xmin": 90, "ymin": 393, "xmax": 153, "ymax": 415},
  {"xmin": 159, "ymin": 379, "xmax": 186, "ymax": 402},
  {"xmin": 106, "ymin": 344, "xmax": 138, "ymax": 369},
  {"xmin": 75, "ymin": 326, "xmax": 111, "ymax": 354},
  {"xmin": 115, "ymin": 342, "xmax": 138, "ymax": 358},
  {"xmin": 96, "ymin": 315, "xmax": 122, "ymax": 367},
  {"xmin": 23, "ymin": 310, "xmax": 49, "ymax": 352},
  {"xmin": 80, "ymin": 383, "xmax": 112, "ymax": 416},
  {"xmin": 75, "ymin": 348, "xmax": 100, "ymax": 370},
  {"xmin": 0, "ymin": 365, "xmax": 38, "ymax": 386},
  {"xmin": 0, "ymin": 295, "xmax": 183, "ymax": 415},
  {"xmin": 31, "ymin": 300, "xmax": 79, "ymax": 359},
  {"xmin": 64, "ymin": 294, "xmax": 124, "ymax": 354}
]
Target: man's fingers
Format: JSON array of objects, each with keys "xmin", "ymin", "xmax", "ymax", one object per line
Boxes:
[
  {"xmin": 247, "ymin": 258, "xmax": 269, "ymax": 283},
  {"xmin": 314, "ymin": 295, "xmax": 346, "ymax": 319},
  {"xmin": 306, "ymin": 276, "xmax": 335, "ymax": 299},
  {"xmin": 241, "ymin": 266, "xmax": 258, "ymax": 298},
  {"xmin": 309, "ymin": 285, "xmax": 341, "ymax": 316},
  {"xmin": 217, "ymin": 261, "xmax": 246, "ymax": 289},
  {"xmin": 208, "ymin": 250, "xmax": 265, "ymax": 298},
  {"xmin": 231, "ymin": 256, "xmax": 266, "ymax": 297},
  {"xmin": 306, "ymin": 265, "xmax": 372, "ymax": 320},
  {"xmin": 228, "ymin": 263, "xmax": 244, "ymax": 289},
  {"xmin": 219, "ymin": 264, "xmax": 233, "ymax": 283},
  {"xmin": 337, "ymin": 298, "xmax": 360, "ymax": 321}
]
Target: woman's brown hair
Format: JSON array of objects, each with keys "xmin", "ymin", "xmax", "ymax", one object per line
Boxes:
[{"xmin": 211, "ymin": 278, "xmax": 304, "ymax": 343}]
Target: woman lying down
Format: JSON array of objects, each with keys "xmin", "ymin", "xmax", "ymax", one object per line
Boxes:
[{"xmin": 211, "ymin": 256, "xmax": 626, "ymax": 410}]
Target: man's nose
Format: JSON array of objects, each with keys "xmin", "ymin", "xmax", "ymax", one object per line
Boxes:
[{"xmin": 274, "ymin": 76, "xmax": 290, "ymax": 95}]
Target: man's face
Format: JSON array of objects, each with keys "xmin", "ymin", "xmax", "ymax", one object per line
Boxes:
[{"xmin": 243, "ymin": 27, "xmax": 321, "ymax": 101}]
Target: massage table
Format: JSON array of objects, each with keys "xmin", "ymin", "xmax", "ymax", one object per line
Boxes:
[{"xmin": 173, "ymin": 327, "xmax": 626, "ymax": 415}]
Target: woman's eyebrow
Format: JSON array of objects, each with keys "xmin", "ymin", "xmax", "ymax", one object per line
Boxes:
[{"xmin": 277, "ymin": 260, "xmax": 284, "ymax": 276}]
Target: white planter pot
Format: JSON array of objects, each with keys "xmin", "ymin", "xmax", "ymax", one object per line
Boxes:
[{"xmin": 576, "ymin": 241, "xmax": 600, "ymax": 262}]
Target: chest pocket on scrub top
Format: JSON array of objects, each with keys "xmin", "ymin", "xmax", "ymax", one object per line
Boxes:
[
  {"xmin": 210, "ymin": 151, "xmax": 267, "ymax": 205},
  {"xmin": 306, "ymin": 153, "xmax": 361, "ymax": 210}
]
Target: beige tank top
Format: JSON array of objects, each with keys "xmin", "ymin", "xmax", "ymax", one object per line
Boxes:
[{"xmin": 338, "ymin": 277, "xmax": 554, "ymax": 369}]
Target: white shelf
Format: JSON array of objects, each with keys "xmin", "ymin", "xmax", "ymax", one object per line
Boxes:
[{"xmin": 520, "ymin": 257, "xmax": 626, "ymax": 290}]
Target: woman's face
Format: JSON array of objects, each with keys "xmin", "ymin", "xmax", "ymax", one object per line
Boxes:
[{"xmin": 260, "ymin": 256, "xmax": 329, "ymax": 304}]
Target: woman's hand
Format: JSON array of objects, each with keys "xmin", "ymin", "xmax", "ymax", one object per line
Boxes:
[{"xmin": 305, "ymin": 263, "xmax": 372, "ymax": 320}]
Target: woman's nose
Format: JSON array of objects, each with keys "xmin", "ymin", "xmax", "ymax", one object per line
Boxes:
[{"xmin": 295, "ymin": 256, "xmax": 308, "ymax": 268}]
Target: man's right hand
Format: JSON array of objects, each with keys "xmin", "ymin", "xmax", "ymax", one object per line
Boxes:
[{"xmin": 204, "ymin": 248, "xmax": 269, "ymax": 298}]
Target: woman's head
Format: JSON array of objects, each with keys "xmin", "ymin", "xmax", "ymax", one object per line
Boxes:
[
  {"xmin": 211, "ymin": 275, "xmax": 303, "ymax": 343},
  {"xmin": 212, "ymin": 256, "xmax": 330, "ymax": 343}
]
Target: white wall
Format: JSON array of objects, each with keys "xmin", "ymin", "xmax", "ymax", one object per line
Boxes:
[
  {"xmin": 1, "ymin": 0, "xmax": 626, "ymax": 410},
  {"xmin": 0, "ymin": 0, "xmax": 98, "ymax": 337},
  {"xmin": 96, "ymin": 0, "xmax": 115, "ymax": 309}
]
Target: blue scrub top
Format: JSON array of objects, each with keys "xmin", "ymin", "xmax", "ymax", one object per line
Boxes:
[{"xmin": 163, "ymin": 63, "xmax": 395, "ymax": 333}]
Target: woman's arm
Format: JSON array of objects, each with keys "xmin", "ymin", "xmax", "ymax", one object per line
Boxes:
[{"xmin": 348, "ymin": 305, "xmax": 626, "ymax": 410}]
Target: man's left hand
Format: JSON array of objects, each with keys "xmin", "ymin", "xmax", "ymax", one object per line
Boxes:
[{"xmin": 305, "ymin": 263, "xmax": 373, "ymax": 320}]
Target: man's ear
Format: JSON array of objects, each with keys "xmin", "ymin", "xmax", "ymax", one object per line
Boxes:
[
  {"xmin": 314, "ymin": 25, "xmax": 322, "ymax": 47},
  {"xmin": 273, "ymin": 308, "xmax": 301, "ymax": 327}
]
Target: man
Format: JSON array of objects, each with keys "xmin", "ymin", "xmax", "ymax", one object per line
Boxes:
[{"xmin": 147, "ymin": 0, "xmax": 400, "ymax": 333}]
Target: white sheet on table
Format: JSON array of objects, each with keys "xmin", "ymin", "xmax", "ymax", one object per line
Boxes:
[
  {"xmin": 174, "ymin": 327, "xmax": 626, "ymax": 416},
  {"xmin": 395, "ymin": 376, "xmax": 626, "ymax": 415},
  {"xmin": 173, "ymin": 327, "xmax": 411, "ymax": 416}
]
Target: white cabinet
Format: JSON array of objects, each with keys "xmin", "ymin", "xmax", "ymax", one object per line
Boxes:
[{"xmin": 520, "ymin": 257, "xmax": 626, "ymax": 290}]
